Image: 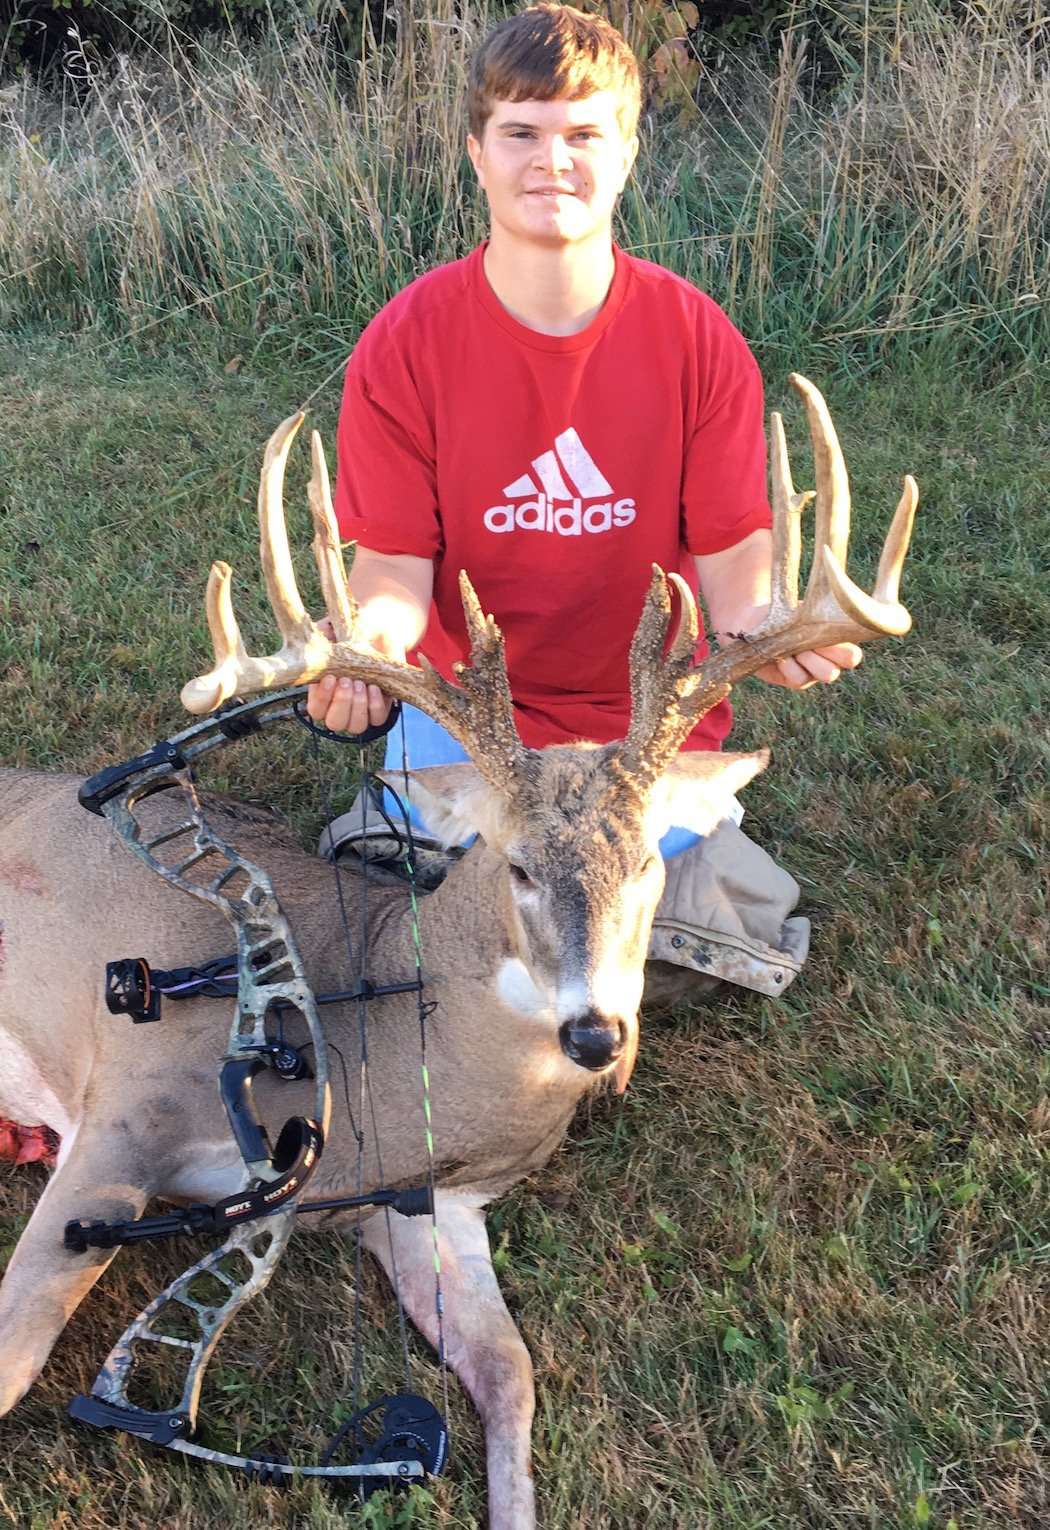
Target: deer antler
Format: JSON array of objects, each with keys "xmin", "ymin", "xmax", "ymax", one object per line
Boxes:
[
  {"xmin": 619, "ymin": 373, "xmax": 918, "ymax": 783},
  {"xmin": 180, "ymin": 413, "xmax": 527, "ymax": 792}
]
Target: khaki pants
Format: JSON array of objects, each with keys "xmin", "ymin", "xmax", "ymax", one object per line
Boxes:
[{"xmin": 646, "ymin": 819, "xmax": 810, "ymax": 1002}]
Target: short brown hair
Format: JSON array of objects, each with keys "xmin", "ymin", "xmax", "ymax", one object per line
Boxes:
[{"xmin": 468, "ymin": 5, "xmax": 642, "ymax": 142}]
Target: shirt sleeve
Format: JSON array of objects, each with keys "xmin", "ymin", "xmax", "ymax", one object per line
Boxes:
[
  {"xmin": 681, "ymin": 304, "xmax": 772, "ymax": 556},
  {"xmin": 333, "ymin": 322, "xmax": 443, "ymax": 559}
]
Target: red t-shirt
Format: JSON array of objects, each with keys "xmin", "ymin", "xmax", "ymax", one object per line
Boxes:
[{"xmin": 335, "ymin": 243, "xmax": 771, "ymax": 750}]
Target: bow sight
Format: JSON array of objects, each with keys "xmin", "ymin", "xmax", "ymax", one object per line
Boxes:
[{"xmin": 65, "ymin": 688, "xmax": 449, "ymax": 1493}]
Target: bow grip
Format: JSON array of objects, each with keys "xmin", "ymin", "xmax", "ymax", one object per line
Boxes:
[{"xmin": 220, "ymin": 1055, "xmax": 272, "ymax": 1167}]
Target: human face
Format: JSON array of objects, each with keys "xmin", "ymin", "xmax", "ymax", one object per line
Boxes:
[{"xmin": 467, "ymin": 92, "xmax": 639, "ymax": 251}]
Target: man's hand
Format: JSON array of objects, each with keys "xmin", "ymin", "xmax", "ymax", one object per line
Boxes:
[
  {"xmin": 695, "ymin": 532, "xmax": 862, "ymax": 691},
  {"xmin": 305, "ymin": 546, "xmax": 432, "ymax": 734},
  {"xmin": 306, "ymin": 620, "xmax": 405, "ymax": 734},
  {"xmin": 722, "ymin": 604, "xmax": 863, "ymax": 690},
  {"xmin": 755, "ymin": 641, "xmax": 863, "ymax": 690},
  {"xmin": 307, "ymin": 673, "xmax": 398, "ymax": 733}
]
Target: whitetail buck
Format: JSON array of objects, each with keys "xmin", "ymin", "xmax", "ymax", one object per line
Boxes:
[{"xmin": 0, "ymin": 377, "xmax": 915, "ymax": 1527}]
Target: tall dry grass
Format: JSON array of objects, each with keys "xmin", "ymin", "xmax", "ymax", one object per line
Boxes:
[{"xmin": 0, "ymin": 1, "xmax": 1046, "ymax": 364}]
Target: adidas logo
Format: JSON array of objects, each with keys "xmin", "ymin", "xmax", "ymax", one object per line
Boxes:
[{"xmin": 483, "ymin": 428, "xmax": 636, "ymax": 536}]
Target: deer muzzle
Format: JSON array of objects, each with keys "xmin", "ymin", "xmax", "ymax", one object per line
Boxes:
[{"xmin": 558, "ymin": 1012, "xmax": 626, "ymax": 1071}]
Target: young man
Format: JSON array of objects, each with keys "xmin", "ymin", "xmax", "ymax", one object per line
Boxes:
[{"xmin": 309, "ymin": 3, "xmax": 860, "ymax": 996}]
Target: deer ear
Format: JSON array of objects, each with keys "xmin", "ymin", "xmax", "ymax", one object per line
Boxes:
[
  {"xmin": 644, "ymin": 748, "xmax": 770, "ymax": 840},
  {"xmin": 378, "ymin": 763, "xmax": 508, "ymax": 848}
]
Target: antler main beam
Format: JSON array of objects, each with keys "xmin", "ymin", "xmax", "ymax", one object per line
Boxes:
[
  {"xmin": 180, "ymin": 414, "xmax": 526, "ymax": 792},
  {"xmin": 620, "ymin": 373, "xmax": 918, "ymax": 781}
]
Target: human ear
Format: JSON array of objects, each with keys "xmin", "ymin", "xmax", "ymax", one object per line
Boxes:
[
  {"xmin": 620, "ymin": 134, "xmax": 640, "ymax": 187},
  {"xmin": 466, "ymin": 133, "xmax": 485, "ymax": 187}
]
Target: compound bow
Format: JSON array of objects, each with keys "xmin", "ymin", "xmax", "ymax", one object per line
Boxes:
[{"xmin": 63, "ymin": 688, "xmax": 449, "ymax": 1492}]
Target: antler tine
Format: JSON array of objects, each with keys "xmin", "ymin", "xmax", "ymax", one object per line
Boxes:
[
  {"xmin": 204, "ymin": 561, "xmax": 244, "ymax": 665},
  {"xmin": 260, "ymin": 414, "xmax": 314, "ymax": 645},
  {"xmin": 620, "ymin": 567, "xmax": 670, "ymax": 770},
  {"xmin": 459, "ymin": 567, "xmax": 501, "ymax": 655},
  {"xmin": 307, "ymin": 430, "xmax": 355, "ymax": 644},
  {"xmin": 619, "ymin": 567, "xmax": 701, "ymax": 775},
  {"xmin": 179, "ymin": 562, "xmax": 246, "ymax": 714},
  {"xmin": 875, "ymin": 474, "xmax": 919, "ymax": 605},
  {"xmin": 768, "ymin": 409, "xmax": 813, "ymax": 618},
  {"xmin": 449, "ymin": 571, "xmax": 528, "ymax": 785},
  {"xmin": 791, "ymin": 372, "xmax": 851, "ymax": 611},
  {"xmin": 667, "ymin": 571, "xmax": 700, "ymax": 664}
]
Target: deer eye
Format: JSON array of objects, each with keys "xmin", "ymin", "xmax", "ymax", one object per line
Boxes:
[{"xmin": 508, "ymin": 862, "xmax": 534, "ymax": 888}]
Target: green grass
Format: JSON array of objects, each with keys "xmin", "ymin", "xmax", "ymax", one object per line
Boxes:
[{"xmin": 0, "ymin": 324, "xmax": 1048, "ymax": 1528}]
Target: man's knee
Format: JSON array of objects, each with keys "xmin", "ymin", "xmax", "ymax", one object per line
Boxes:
[{"xmin": 648, "ymin": 819, "xmax": 810, "ymax": 998}]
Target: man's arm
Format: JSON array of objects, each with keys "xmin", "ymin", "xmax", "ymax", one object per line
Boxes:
[
  {"xmin": 695, "ymin": 528, "xmax": 861, "ymax": 689},
  {"xmin": 306, "ymin": 547, "xmax": 433, "ymax": 732}
]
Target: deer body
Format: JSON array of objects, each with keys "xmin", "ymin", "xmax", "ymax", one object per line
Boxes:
[
  {"xmin": 0, "ymin": 766, "xmax": 635, "ymax": 1530},
  {"xmin": 0, "ymin": 744, "xmax": 758, "ymax": 1529}
]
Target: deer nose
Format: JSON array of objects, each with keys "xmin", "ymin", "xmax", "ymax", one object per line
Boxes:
[{"xmin": 558, "ymin": 1012, "xmax": 625, "ymax": 1071}]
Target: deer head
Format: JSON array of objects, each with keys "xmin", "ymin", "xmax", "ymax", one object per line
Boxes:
[
  {"xmin": 181, "ymin": 375, "xmax": 917, "ymax": 1089},
  {"xmin": 390, "ymin": 741, "xmax": 770, "ymax": 1088}
]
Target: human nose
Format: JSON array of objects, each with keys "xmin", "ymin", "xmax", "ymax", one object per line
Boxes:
[{"xmin": 533, "ymin": 134, "xmax": 573, "ymax": 174}]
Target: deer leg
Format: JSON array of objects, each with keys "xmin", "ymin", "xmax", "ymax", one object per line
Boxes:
[
  {"xmin": 0, "ymin": 1126, "xmax": 148, "ymax": 1415},
  {"xmin": 360, "ymin": 1194, "xmax": 537, "ymax": 1530}
]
